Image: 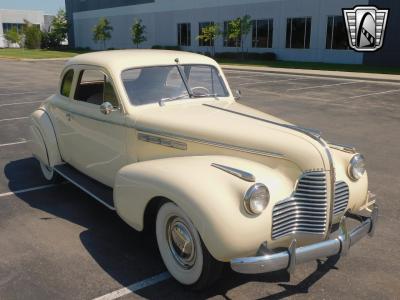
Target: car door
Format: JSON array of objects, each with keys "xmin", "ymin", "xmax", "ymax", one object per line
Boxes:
[
  {"xmin": 48, "ymin": 67, "xmax": 75, "ymax": 163},
  {"xmin": 63, "ymin": 66, "xmax": 127, "ymax": 187}
]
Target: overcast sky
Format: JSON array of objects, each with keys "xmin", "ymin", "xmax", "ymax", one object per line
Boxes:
[{"xmin": 0, "ymin": 0, "xmax": 65, "ymax": 15}]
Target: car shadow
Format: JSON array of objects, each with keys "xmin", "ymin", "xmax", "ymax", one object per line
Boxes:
[{"xmin": 4, "ymin": 158, "xmax": 341, "ymax": 299}]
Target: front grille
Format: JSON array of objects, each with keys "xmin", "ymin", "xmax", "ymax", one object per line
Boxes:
[
  {"xmin": 272, "ymin": 172, "xmax": 328, "ymax": 239},
  {"xmin": 333, "ymin": 181, "xmax": 349, "ymax": 215}
]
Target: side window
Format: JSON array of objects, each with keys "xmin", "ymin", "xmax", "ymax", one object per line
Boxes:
[
  {"xmin": 74, "ymin": 69, "xmax": 119, "ymax": 107},
  {"xmin": 60, "ymin": 69, "xmax": 74, "ymax": 97}
]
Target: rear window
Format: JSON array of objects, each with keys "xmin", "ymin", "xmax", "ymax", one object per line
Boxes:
[{"xmin": 60, "ymin": 69, "xmax": 74, "ymax": 97}]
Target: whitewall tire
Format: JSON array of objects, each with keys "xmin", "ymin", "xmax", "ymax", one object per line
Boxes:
[
  {"xmin": 155, "ymin": 202, "xmax": 223, "ymax": 289},
  {"xmin": 39, "ymin": 161, "xmax": 60, "ymax": 182}
]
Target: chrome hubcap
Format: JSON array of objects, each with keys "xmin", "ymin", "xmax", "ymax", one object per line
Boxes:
[{"xmin": 166, "ymin": 217, "xmax": 196, "ymax": 269}]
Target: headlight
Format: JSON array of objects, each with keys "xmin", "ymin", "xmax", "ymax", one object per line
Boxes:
[
  {"xmin": 348, "ymin": 153, "xmax": 366, "ymax": 181},
  {"xmin": 244, "ymin": 183, "xmax": 270, "ymax": 215}
]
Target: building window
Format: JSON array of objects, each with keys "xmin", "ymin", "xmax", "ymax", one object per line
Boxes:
[
  {"xmin": 286, "ymin": 17, "xmax": 311, "ymax": 49},
  {"xmin": 177, "ymin": 23, "xmax": 191, "ymax": 46},
  {"xmin": 2, "ymin": 23, "xmax": 27, "ymax": 34},
  {"xmin": 326, "ymin": 16, "xmax": 349, "ymax": 50},
  {"xmin": 223, "ymin": 21, "xmax": 241, "ymax": 47},
  {"xmin": 198, "ymin": 22, "xmax": 214, "ymax": 47},
  {"xmin": 252, "ymin": 19, "xmax": 273, "ymax": 48}
]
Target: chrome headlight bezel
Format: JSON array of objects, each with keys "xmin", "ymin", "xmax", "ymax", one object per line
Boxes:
[
  {"xmin": 348, "ymin": 153, "xmax": 366, "ymax": 181},
  {"xmin": 244, "ymin": 183, "xmax": 270, "ymax": 215}
]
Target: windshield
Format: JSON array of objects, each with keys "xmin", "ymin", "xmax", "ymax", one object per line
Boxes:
[{"xmin": 121, "ymin": 64, "xmax": 229, "ymax": 106}]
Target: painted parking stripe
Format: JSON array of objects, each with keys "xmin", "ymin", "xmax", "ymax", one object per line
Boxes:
[
  {"xmin": 0, "ymin": 116, "xmax": 29, "ymax": 122},
  {"xmin": 349, "ymin": 88, "xmax": 400, "ymax": 99},
  {"xmin": 93, "ymin": 272, "xmax": 171, "ymax": 300},
  {"xmin": 0, "ymin": 100, "xmax": 43, "ymax": 107},
  {"xmin": 0, "ymin": 91, "xmax": 46, "ymax": 96},
  {"xmin": 0, "ymin": 184, "xmax": 59, "ymax": 198},
  {"xmin": 287, "ymin": 81, "xmax": 360, "ymax": 91},
  {"xmin": 0, "ymin": 139, "xmax": 30, "ymax": 147}
]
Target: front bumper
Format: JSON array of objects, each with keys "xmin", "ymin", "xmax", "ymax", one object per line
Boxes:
[{"xmin": 231, "ymin": 204, "xmax": 378, "ymax": 274}]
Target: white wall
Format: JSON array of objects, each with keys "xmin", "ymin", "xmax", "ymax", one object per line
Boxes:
[
  {"xmin": 0, "ymin": 9, "xmax": 46, "ymax": 48},
  {"xmin": 73, "ymin": 0, "xmax": 364, "ymax": 64}
]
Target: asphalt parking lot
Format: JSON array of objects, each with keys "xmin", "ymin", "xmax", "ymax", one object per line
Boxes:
[{"xmin": 0, "ymin": 59, "xmax": 399, "ymax": 300}]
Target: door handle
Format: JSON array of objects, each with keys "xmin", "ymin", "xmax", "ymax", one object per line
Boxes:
[{"xmin": 66, "ymin": 112, "xmax": 71, "ymax": 121}]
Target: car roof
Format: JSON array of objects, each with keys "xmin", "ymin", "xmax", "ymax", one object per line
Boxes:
[{"xmin": 66, "ymin": 49, "xmax": 219, "ymax": 73}]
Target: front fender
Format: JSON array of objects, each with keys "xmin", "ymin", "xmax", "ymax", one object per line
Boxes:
[
  {"xmin": 30, "ymin": 108, "xmax": 62, "ymax": 166},
  {"xmin": 114, "ymin": 155, "xmax": 296, "ymax": 262}
]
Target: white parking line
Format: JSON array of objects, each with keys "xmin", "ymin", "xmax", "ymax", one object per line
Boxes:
[
  {"xmin": 287, "ymin": 81, "xmax": 360, "ymax": 91},
  {"xmin": 238, "ymin": 77, "xmax": 308, "ymax": 86},
  {"xmin": 93, "ymin": 272, "xmax": 171, "ymax": 300},
  {"xmin": 349, "ymin": 89, "xmax": 400, "ymax": 99},
  {"xmin": 0, "ymin": 116, "xmax": 29, "ymax": 122},
  {"xmin": 0, "ymin": 139, "xmax": 30, "ymax": 147},
  {"xmin": 0, "ymin": 184, "xmax": 58, "ymax": 198},
  {"xmin": 0, "ymin": 91, "xmax": 44, "ymax": 96},
  {"xmin": 0, "ymin": 100, "xmax": 43, "ymax": 107}
]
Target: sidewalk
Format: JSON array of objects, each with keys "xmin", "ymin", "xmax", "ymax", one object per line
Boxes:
[{"xmin": 220, "ymin": 64, "xmax": 400, "ymax": 83}]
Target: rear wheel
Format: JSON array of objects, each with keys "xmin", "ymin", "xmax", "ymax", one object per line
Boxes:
[
  {"xmin": 155, "ymin": 202, "xmax": 223, "ymax": 290},
  {"xmin": 39, "ymin": 161, "xmax": 61, "ymax": 183}
]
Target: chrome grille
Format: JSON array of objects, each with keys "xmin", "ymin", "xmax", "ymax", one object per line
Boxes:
[
  {"xmin": 333, "ymin": 181, "xmax": 349, "ymax": 215},
  {"xmin": 272, "ymin": 172, "xmax": 327, "ymax": 239}
]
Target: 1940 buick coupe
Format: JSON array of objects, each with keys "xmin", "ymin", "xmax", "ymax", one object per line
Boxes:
[{"xmin": 30, "ymin": 50, "xmax": 377, "ymax": 289}]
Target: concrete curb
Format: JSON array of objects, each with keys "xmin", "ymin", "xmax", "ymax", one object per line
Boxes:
[{"xmin": 220, "ymin": 64, "xmax": 400, "ymax": 83}]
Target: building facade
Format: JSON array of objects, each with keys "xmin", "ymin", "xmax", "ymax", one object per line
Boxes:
[
  {"xmin": 0, "ymin": 9, "xmax": 53, "ymax": 48},
  {"xmin": 65, "ymin": 0, "xmax": 398, "ymax": 65}
]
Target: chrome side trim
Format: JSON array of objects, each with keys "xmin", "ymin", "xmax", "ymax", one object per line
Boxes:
[
  {"xmin": 211, "ymin": 163, "xmax": 256, "ymax": 182},
  {"xmin": 202, "ymin": 104, "xmax": 336, "ymax": 236},
  {"xmin": 68, "ymin": 109, "xmax": 126, "ymax": 127},
  {"xmin": 135, "ymin": 127, "xmax": 285, "ymax": 159},
  {"xmin": 138, "ymin": 133, "xmax": 187, "ymax": 150}
]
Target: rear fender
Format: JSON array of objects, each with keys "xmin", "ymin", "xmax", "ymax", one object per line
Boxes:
[{"xmin": 114, "ymin": 155, "xmax": 296, "ymax": 261}]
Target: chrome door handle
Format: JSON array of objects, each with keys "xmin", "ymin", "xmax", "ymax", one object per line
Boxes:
[{"xmin": 66, "ymin": 112, "xmax": 71, "ymax": 121}]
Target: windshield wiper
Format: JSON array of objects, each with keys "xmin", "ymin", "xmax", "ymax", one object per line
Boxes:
[{"xmin": 159, "ymin": 94, "xmax": 189, "ymax": 106}]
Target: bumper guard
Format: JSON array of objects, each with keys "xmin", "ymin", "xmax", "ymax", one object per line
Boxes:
[{"xmin": 231, "ymin": 204, "xmax": 378, "ymax": 274}]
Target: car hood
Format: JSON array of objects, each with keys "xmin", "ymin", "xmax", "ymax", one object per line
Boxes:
[{"xmin": 132, "ymin": 100, "xmax": 331, "ymax": 171}]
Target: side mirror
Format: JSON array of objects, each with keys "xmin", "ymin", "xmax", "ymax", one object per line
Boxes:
[
  {"xmin": 234, "ymin": 89, "xmax": 242, "ymax": 100},
  {"xmin": 100, "ymin": 102, "xmax": 115, "ymax": 115}
]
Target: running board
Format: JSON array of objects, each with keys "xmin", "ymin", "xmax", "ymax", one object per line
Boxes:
[{"xmin": 54, "ymin": 164, "xmax": 115, "ymax": 210}]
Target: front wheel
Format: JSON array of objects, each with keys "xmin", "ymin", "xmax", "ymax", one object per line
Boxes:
[
  {"xmin": 39, "ymin": 161, "xmax": 61, "ymax": 183},
  {"xmin": 155, "ymin": 202, "xmax": 223, "ymax": 290}
]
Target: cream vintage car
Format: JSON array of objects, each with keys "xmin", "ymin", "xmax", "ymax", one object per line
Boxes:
[{"xmin": 30, "ymin": 50, "xmax": 378, "ymax": 289}]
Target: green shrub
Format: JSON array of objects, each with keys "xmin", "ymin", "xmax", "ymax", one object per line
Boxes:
[{"xmin": 24, "ymin": 25, "xmax": 42, "ymax": 49}]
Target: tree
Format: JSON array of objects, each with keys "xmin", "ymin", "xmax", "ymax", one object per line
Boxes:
[
  {"xmin": 227, "ymin": 15, "xmax": 252, "ymax": 58},
  {"xmin": 51, "ymin": 9, "xmax": 68, "ymax": 46},
  {"xmin": 197, "ymin": 23, "xmax": 221, "ymax": 57},
  {"xmin": 227, "ymin": 18, "xmax": 241, "ymax": 51},
  {"xmin": 4, "ymin": 28, "xmax": 22, "ymax": 47},
  {"xmin": 24, "ymin": 20, "xmax": 42, "ymax": 49},
  {"xmin": 93, "ymin": 17, "xmax": 113, "ymax": 49},
  {"xmin": 131, "ymin": 19, "xmax": 146, "ymax": 48},
  {"xmin": 240, "ymin": 15, "xmax": 252, "ymax": 57}
]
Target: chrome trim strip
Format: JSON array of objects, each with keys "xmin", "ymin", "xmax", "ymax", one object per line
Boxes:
[
  {"xmin": 328, "ymin": 142, "xmax": 357, "ymax": 154},
  {"xmin": 136, "ymin": 127, "xmax": 285, "ymax": 159},
  {"xmin": 211, "ymin": 163, "xmax": 256, "ymax": 182},
  {"xmin": 203, "ymin": 104, "xmax": 336, "ymax": 236},
  {"xmin": 138, "ymin": 133, "xmax": 187, "ymax": 150},
  {"xmin": 67, "ymin": 109, "xmax": 126, "ymax": 127},
  {"xmin": 53, "ymin": 165, "xmax": 115, "ymax": 211}
]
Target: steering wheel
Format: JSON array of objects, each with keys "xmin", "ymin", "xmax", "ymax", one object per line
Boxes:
[{"xmin": 191, "ymin": 86, "xmax": 210, "ymax": 96}]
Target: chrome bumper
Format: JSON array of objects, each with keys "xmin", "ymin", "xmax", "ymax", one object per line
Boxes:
[{"xmin": 231, "ymin": 204, "xmax": 378, "ymax": 274}]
